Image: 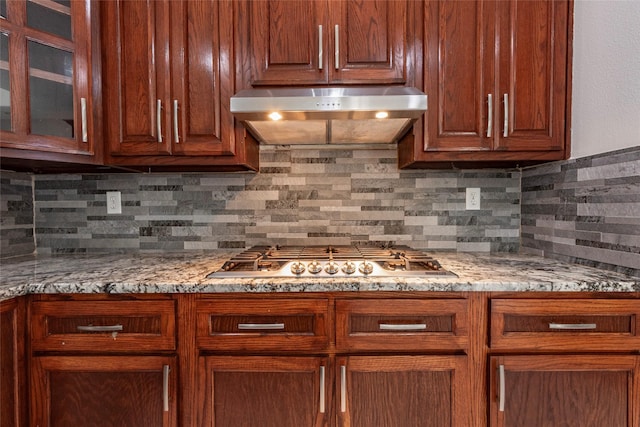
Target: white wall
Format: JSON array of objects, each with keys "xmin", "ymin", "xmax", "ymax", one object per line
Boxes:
[{"xmin": 571, "ymin": 0, "xmax": 640, "ymax": 158}]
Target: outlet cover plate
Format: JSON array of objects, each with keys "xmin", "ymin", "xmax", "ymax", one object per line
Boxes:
[
  {"xmin": 466, "ymin": 188, "xmax": 480, "ymax": 210},
  {"xmin": 106, "ymin": 191, "xmax": 122, "ymax": 214}
]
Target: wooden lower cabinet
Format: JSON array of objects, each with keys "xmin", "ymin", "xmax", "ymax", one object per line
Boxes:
[
  {"xmin": 30, "ymin": 355, "xmax": 178, "ymax": 427},
  {"xmin": 337, "ymin": 355, "xmax": 471, "ymax": 427},
  {"xmin": 489, "ymin": 355, "xmax": 640, "ymax": 427},
  {"xmin": 198, "ymin": 356, "xmax": 330, "ymax": 427},
  {"xmin": 1, "ymin": 298, "xmax": 26, "ymax": 427}
]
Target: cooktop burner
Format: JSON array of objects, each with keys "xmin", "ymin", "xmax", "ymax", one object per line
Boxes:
[{"xmin": 207, "ymin": 245, "xmax": 456, "ymax": 278}]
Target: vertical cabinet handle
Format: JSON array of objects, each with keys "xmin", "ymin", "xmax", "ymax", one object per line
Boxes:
[
  {"xmin": 319, "ymin": 366, "xmax": 325, "ymax": 413},
  {"xmin": 318, "ymin": 25, "xmax": 323, "ymax": 70},
  {"xmin": 173, "ymin": 100, "xmax": 180, "ymax": 143},
  {"xmin": 163, "ymin": 365, "xmax": 170, "ymax": 412},
  {"xmin": 334, "ymin": 25, "xmax": 340, "ymax": 70},
  {"xmin": 498, "ymin": 364, "xmax": 505, "ymax": 412},
  {"xmin": 503, "ymin": 93, "xmax": 509, "ymax": 138},
  {"xmin": 486, "ymin": 94, "xmax": 493, "ymax": 138},
  {"xmin": 80, "ymin": 97, "xmax": 88, "ymax": 143},
  {"xmin": 340, "ymin": 365, "xmax": 347, "ymax": 413},
  {"xmin": 156, "ymin": 99, "xmax": 163, "ymax": 143}
]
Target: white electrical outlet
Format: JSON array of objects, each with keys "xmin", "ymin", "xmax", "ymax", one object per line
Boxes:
[
  {"xmin": 466, "ymin": 188, "xmax": 481, "ymax": 210},
  {"xmin": 106, "ymin": 191, "xmax": 122, "ymax": 214}
]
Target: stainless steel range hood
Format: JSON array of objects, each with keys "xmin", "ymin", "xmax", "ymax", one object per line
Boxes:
[{"xmin": 230, "ymin": 86, "xmax": 427, "ymax": 145}]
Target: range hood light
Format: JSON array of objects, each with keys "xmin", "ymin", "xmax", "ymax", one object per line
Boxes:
[
  {"xmin": 375, "ymin": 111, "xmax": 389, "ymax": 119},
  {"xmin": 268, "ymin": 112, "xmax": 282, "ymax": 121}
]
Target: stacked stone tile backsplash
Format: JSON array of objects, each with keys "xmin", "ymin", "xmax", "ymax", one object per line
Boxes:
[
  {"xmin": 521, "ymin": 146, "xmax": 640, "ymax": 277},
  {"xmin": 0, "ymin": 171, "xmax": 35, "ymax": 258},
  {"xmin": 31, "ymin": 148, "xmax": 521, "ymax": 254}
]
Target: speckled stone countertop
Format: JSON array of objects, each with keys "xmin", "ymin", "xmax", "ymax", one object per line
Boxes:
[{"xmin": 1, "ymin": 251, "xmax": 639, "ymax": 300}]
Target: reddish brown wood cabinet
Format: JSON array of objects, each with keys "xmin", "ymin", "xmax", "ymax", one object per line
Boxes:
[
  {"xmin": 399, "ymin": 0, "xmax": 572, "ymax": 167},
  {"xmin": 240, "ymin": 0, "xmax": 411, "ymax": 86},
  {"xmin": 101, "ymin": 0, "xmax": 258, "ymax": 170},
  {"xmin": 1, "ymin": 298, "xmax": 26, "ymax": 427},
  {"xmin": 0, "ymin": 0, "xmax": 102, "ymax": 167},
  {"xmin": 489, "ymin": 298, "xmax": 640, "ymax": 427},
  {"xmin": 28, "ymin": 295, "xmax": 179, "ymax": 427}
]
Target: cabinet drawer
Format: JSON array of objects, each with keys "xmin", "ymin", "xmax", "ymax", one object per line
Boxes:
[
  {"xmin": 491, "ymin": 299, "xmax": 640, "ymax": 351},
  {"xmin": 31, "ymin": 300, "xmax": 176, "ymax": 352},
  {"xmin": 336, "ymin": 299, "xmax": 469, "ymax": 351},
  {"xmin": 196, "ymin": 298, "xmax": 330, "ymax": 352}
]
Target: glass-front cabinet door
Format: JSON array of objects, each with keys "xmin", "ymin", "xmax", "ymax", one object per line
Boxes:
[{"xmin": 0, "ymin": 0, "xmax": 96, "ymax": 158}]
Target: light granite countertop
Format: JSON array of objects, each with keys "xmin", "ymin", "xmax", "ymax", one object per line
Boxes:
[{"xmin": 1, "ymin": 251, "xmax": 639, "ymax": 300}]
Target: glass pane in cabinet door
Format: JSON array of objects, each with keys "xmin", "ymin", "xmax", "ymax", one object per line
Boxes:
[
  {"xmin": 0, "ymin": 32, "xmax": 10, "ymax": 132},
  {"xmin": 28, "ymin": 40, "xmax": 74, "ymax": 139},
  {"xmin": 0, "ymin": 0, "xmax": 7, "ymax": 19},
  {"xmin": 26, "ymin": 0, "xmax": 72, "ymax": 40}
]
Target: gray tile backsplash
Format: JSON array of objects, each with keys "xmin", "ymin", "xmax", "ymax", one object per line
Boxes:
[
  {"xmin": 521, "ymin": 146, "xmax": 640, "ymax": 277},
  {"xmin": 0, "ymin": 171, "xmax": 35, "ymax": 258},
  {"xmin": 31, "ymin": 148, "xmax": 521, "ymax": 254}
]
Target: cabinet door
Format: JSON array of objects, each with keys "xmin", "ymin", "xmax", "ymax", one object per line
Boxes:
[
  {"xmin": 490, "ymin": 355, "xmax": 640, "ymax": 427},
  {"xmin": 330, "ymin": 0, "xmax": 407, "ymax": 84},
  {"xmin": 495, "ymin": 0, "xmax": 568, "ymax": 152},
  {"xmin": 1, "ymin": 298, "xmax": 26, "ymax": 427},
  {"xmin": 337, "ymin": 355, "xmax": 471, "ymax": 427},
  {"xmin": 199, "ymin": 356, "xmax": 330, "ymax": 427},
  {"xmin": 169, "ymin": 0, "xmax": 235, "ymax": 156},
  {"xmin": 102, "ymin": 0, "xmax": 172, "ymax": 156},
  {"xmin": 31, "ymin": 356, "xmax": 177, "ymax": 427},
  {"xmin": 0, "ymin": 0, "xmax": 97, "ymax": 157},
  {"xmin": 421, "ymin": 0, "xmax": 494, "ymax": 152},
  {"xmin": 247, "ymin": 0, "xmax": 329, "ymax": 85}
]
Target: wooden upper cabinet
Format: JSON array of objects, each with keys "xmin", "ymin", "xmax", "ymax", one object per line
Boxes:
[
  {"xmin": 102, "ymin": 0, "xmax": 258, "ymax": 168},
  {"xmin": 244, "ymin": 0, "xmax": 408, "ymax": 86},
  {"xmin": 399, "ymin": 0, "xmax": 572, "ymax": 167},
  {"xmin": 0, "ymin": 0, "xmax": 101, "ymax": 164}
]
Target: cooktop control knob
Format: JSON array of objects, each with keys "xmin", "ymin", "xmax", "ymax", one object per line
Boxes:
[
  {"xmin": 308, "ymin": 260, "xmax": 323, "ymax": 274},
  {"xmin": 342, "ymin": 260, "xmax": 356, "ymax": 274},
  {"xmin": 358, "ymin": 261, "xmax": 374, "ymax": 275},
  {"xmin": 290, "ymin": 261, "xmax": 306, "ymax": 275},
  {"xmin": 325, "ymin": 260, "xmax": 339, "ymax": 275}
]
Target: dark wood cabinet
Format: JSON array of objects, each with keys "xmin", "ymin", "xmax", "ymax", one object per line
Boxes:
[
  {"xmin": 490, "ymin": 355, "xmax": 640, "ymax": 427},
  {"xmin": 399, "ymin": 0, "xmax": 572, "ymax": 167},
  {"xmin": 241, "ymin": 0, "xmax": 410, "ymax": 86},
  {"xmin": 199, "ymin": 356, "xmax": 330, "ymax": 427},
  {"xmin": 0, "ymin": 0, "xmax": 102, "ymax": 168},
  {"xmin": 1, "ymin": 298, "xmax": 26, "ymax": 427},
  {"xmin": 101, "ymin": 0, "xmax": 258, "ymax": 170},
  {"xmin": 337, "ymin": 355, "xmax": 471, "ymax": 427}
]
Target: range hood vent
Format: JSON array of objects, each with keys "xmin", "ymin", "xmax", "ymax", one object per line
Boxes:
[{"xmin": 230, "ymin": 86, "xmax": 427, "ymax": 146}]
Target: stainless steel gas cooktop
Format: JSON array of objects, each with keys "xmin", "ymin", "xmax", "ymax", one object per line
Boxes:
[{"xmin": 207, "ymin": 245, "xmax": 456, "ymax": 278}]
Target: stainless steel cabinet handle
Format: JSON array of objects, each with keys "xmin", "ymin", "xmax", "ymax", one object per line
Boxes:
[
  {"xmin": 163, "ymin": 365, "xmax": 170, "ymax": 412},
  {"xmin": 486, "ymin": 94, "xmax": 493, "ymax": 138},
  {"xmin": 173, "ymin": 100, "xmax": 180, "ymax": 143},
  {"xmin": 379, "ymin": 323, "xmax": 427, "ymax": 331},
  {"xmin": 549, "ymin": 323, "xmax": 597, "ymax": 330},
  {"xmin": 319, "ymin": 366, "xmax": 325, "ymax": 413},
  {"xmin": 80, "ymin": 97, "xmax": 88, "ymax": 143},
  {"xmin": 503, "ymin": 93, "xmax": 509, "ymax": 137},
  {"xmin": 237, "ymin": 323, "xmax": 285, "ymax": 330},
  {"xmin": 334, "ymin": 25, "xmax": 340, "ymax": 70},
  {"xmin": 318, "ymin": 25, "xmax": 323, "ymax": 70},
  {"xmin": 156, "ymin": 99, "xmax": 163, "ymax": 143},
  {"xmin": 340, "ymin": 365, "xmax": 347, "ymax": 412},
  {"xmin": 76, "ymin": 324, "xmax": 123, "ymax": 332},
  {"xmin": 498, "ymin": 364, "xmax": 505, "ymax": 412}
]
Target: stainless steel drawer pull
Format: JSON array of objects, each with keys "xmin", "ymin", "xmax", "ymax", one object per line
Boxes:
[
  {"xmin": 340, "ymin": 365, "xmax": 347, "ymax": 413},
  {"xmin": 163, "ymin": 365, "xmax": 170, "ymax": 412},
  {"xmin": 76, "ymin": 324, "xmax": 124, "ymax": 332},
  {"xmin": 379, "ymin": 323, "xmax": 427, "ymax": 331},
  {"xmin": 498, "ymin": 364, "xmax": 505, "ymax": 412},
  {"xmin": 237, "ymin": 323, "xmax": 285, "ymax": 330},
  {"xmin": 319, "ymin": 366, "xmax": 325, "ymax": 413},
  {"xmin": 549, "ymin": 323, "xmax": 597, "ymax": 330}
]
